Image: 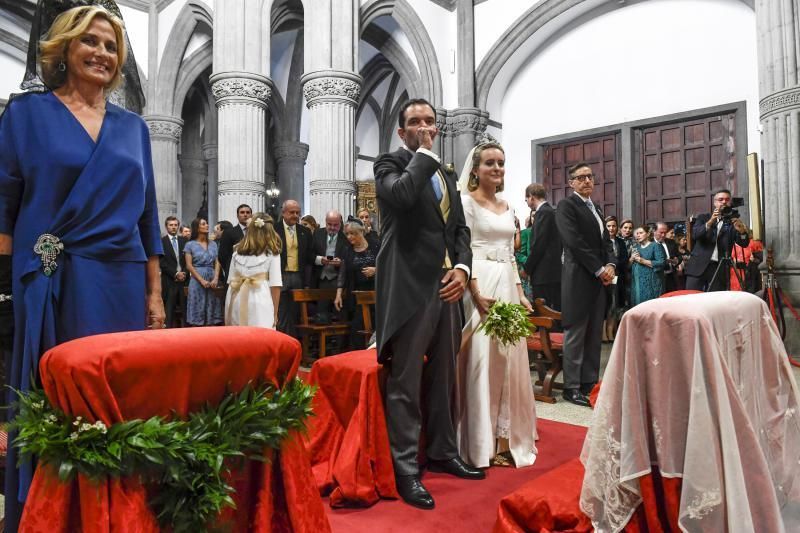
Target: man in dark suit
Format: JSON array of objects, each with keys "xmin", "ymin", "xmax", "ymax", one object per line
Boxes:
[
  {"xmin": 555, "ymin": 162, "xmax": 616, "ymax": 407},
  {"xmin": 275, "ymin": 199, "xmax": 314, "ymax": 337},
  {"xmin": 375, "ymin": 98, "xmax": 484, "ymax": 510},
  {"xmin": 685, "ymin": 189, "xmax": 749, "ymax": 291},
  {"xmin": 654, "ymin": 222, "xmax": 682, "ymax": 293},
  {"xmin": 524, "ymin": 183, "xmax": 562, "ymax": 311},
  {"xmin": 160, "ymin": 216, "xmax": 187, "ymax": 328},
  {"xmin": 217, "ymin": 204, "xmax": 252, "ymax": 283}
]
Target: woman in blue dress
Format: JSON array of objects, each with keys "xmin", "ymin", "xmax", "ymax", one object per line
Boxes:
[
  {"xmin": 0, "ymin": 4, "xmax": 163, "ymax": 528},
  {"xmin": 184, "ymin": 218, "xmax": 223, "ymax": 326},
  {"xmin": 629, "ymin": 225, "xmax": 666, "ymax": 306}
]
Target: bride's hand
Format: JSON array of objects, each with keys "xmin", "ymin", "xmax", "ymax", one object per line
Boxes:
[
  {"xmin": 519, "ymin": 295, "xmax": 533, "ymax": 313},
  {"xmin": 473, "ymin": 291, "xmax": 496, "ymax": 316}
]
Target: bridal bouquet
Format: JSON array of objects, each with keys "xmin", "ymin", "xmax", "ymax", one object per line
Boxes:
[{"xmin": 476, "ymin": 301, "xmax": 534, "ymax": 346}]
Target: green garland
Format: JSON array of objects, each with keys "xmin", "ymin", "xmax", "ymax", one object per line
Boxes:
[
  {"xmin": 11, "ymin": 379, "xmax": 316, "ymax": 532},
  {"xmin": 476, "ymin": 301, "xmax": 535, "ymax": 346}
]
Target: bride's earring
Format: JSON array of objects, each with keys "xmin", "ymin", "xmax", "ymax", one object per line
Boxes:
[
  {"xmin": 469, "ymin": 174, "xmax": 478, "ymax": 187},
  {"xmin": 58, "ymin": 60, "xmax": 66, "ymax": 72}
]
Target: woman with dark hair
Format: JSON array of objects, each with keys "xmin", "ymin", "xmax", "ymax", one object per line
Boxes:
[
  {"xmin": 0, "ymin": 3, "xmax": 160, "ymax": 526},
  {"xmin": 334, "ymin": 218, "xmax": 379, "ymax": 348},
  {"xmin": 300, "ymin": 214, "xmax": 319, "ymax": 234},
  {"xmin": 603, "ymin": 216, "xmax": 628, "ymax": 341},
  {"xmin": 184, "ymin": 218, "xmax": 223, "ymax": 326}
]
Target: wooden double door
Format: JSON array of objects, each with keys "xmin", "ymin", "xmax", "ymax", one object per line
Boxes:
[{"xmin": 540, "ymin": 111, "xmax": 737, "ymax": 227}]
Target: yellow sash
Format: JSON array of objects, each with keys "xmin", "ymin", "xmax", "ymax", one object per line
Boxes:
[{"xmin": 227, "ymin": 272, "xmax": 269, "ymax": 325}]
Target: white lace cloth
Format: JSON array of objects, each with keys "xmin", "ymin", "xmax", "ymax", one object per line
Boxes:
[{"xmin": 580, "ymin": 292, "xmax": 800, "ymax": 533}]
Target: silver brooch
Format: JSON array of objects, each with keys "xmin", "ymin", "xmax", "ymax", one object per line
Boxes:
[{"xmin": 33, "ymin": 234, "xmax": 64, "ymax": 276}]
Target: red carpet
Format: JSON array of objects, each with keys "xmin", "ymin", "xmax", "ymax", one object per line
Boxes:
[{"xmin": 323, "ymin": 419, "xmax": 587, "ymax": 533}]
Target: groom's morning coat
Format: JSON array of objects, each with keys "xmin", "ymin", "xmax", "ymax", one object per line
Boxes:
[{"xmin": 374, "ymin": 147, "xmax": 471, "ymax": 363}]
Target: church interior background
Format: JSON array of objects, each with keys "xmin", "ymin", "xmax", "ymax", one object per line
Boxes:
[{"xmin": 0, "ymin": 0, "xmax": 798, "ymax": 346}]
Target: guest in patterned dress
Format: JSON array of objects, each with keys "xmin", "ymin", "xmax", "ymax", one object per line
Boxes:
[
  {"xmin": 515, "ymin": 210, "xmax": 535, "ymax": 301},
  {"xmin": 334, "ymin": 218, "xmax": 379, "ymax": 349},
  {"xmin": 629, "ymin": 225, "xmax": 666, "ymax": 306},
  {"xmin": 184, "ymin": 217, "xmax": 223, "ymax": 326}
]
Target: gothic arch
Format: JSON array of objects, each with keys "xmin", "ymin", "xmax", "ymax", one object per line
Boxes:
[
  {"xmin": 360, "ymin": 0, "xmax": 442, "ymax": 106},
  {"xmin": 476, "ymin": 0, "xmax": 756, "ymax": 111},
  {"xmin": 154, "ymin": 0, "xmax": 213, "ymax": 115}
]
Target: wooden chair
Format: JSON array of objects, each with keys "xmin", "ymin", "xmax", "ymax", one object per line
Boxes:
[
  {"xmin": 352, "ymin": 290, "xmax": 376, "ymax": 345},
  {"xmin": 292, "ymin": 288, "xmax": 350, "ymax": 361},
  {"xmin": 528, "ymin": 298, "xmax": 564, "ymax": 403}
]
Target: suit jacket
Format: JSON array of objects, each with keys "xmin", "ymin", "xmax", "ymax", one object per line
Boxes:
[
  {"xmin": 524, "ymin": 202, "xmax": 562, "ymax": 285},
  {"xmin": 609, "ymin": 235, "xmax": 629, "ymax": 304},
  {"xmin": 555, "ymin": 194, "xmax": 615, "ymax": 327},
  {"xmin": 160, "ymin": 234, "xmax": 187, "ymax": 285},
  {"xmin": 217, "ymin": 224, "xmax": 245, "ymax": 282},
  {"xmin": 685, "ymin": 213, "xmax": 750, "ymax": 277},
  {"xmin": 374, "ymin": 147, "xmax": 471, "ymax": 363},
  {"xmin": 276, "ymin": 219, "xmax": 314, "ymax": 287},
  {"xmin": 312, "ymin": 228, "xmax": 352, "ymax": 285}
]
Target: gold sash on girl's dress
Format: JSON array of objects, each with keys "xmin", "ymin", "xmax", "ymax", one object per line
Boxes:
[{"xmin": 226, "ymin": 272, "xmax": 269, "ymax": 324}]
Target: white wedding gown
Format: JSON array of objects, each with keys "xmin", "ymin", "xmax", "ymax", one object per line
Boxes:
[
  {"xmin": 455, "ymin": 195, "xmax": 538, "ymax": 468},
  {"xmin": 224, "ymin": 252, "xmax": 282, "ymax": 329}
]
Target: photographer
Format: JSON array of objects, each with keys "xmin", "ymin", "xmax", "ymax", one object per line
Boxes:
[{"xmin": 685, "ymin": 189, "xmax": 750, "ymax": 291}]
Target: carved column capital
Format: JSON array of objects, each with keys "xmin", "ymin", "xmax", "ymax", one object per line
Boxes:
[
  {"xmin": 309, "ymin": 179, "xmax": 358, "ymax": 194},
  {"xmin": 760, "ymin": 85, "xmax": 800, "ymax": 119},
  {"xmin": 301, "ymin": 70, "xmax": 362, "ymax": 108},
  {"xmin": 448, "ymin": 107, "xmax": 489, "ymax": 137},
  {"xmin": 274, "ymin": 141, "xmax": 310, "ymax": 163},
  {"xmin": 201, "ymin": 143, "xmax": 218, "ymax": 162},
  {"xmin": 210, "ymin": 72, "xmax": 272, "ymax": 109},
  {"xmin": 144, "ymin": 115, "xmax": 183, "ymax": 142}
]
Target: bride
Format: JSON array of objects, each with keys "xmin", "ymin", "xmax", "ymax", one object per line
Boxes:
[{"xmin": 454, "ymin": 142, "xmax": 538, "ymax": 468}]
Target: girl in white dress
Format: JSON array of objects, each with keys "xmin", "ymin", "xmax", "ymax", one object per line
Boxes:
[
  {"xmin": 455, "ymin": 142, "xmax": 538, "ymax": 468},
  {"xmin": 224, "ymin": 212, "xmax": 283, "ymax": 329}
]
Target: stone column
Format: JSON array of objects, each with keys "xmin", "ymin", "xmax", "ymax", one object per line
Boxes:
[
  {"xmin": 449, "ymin": 107, "xmax": 489, "ymax": 173},
  {"xmin": 302, "ymin": 70, "xmax": 362, "ymax": 220},
  {"xmin": 757, "ymin": 0, "xmax": 800, "ymax": 296},
  {"xmin": 202, "ymin": 143, "xmax": 218, "ymax": 224},
  {"xmin": 179, "ymin": 157, "xmax": 207, "ymax": 221},
  {"xmin": 274, "ymin": 141, "xmax": 310, "ymax": 210},
  {"xmin": 210, "ymin": 72, "xmax": 271, "ymax": 221},
  {"xmin": 145, "ymin": 115, "xmax": 183, "ymax": 220}
]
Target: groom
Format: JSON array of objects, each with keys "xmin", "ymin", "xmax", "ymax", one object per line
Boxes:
[{"xmin": 374, "ymin": 98, "xmax": 484, "ymax": 510}]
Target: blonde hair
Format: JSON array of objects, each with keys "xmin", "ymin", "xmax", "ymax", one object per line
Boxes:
[
  {"xmin": 467, "ymin": 142, "xmax": 505, "ymax": 193},
  {"xmin": 39, "ymin": 6, "xmax": 127, "ymax": 92},
  {"xmin": 235, "ymin": 213, "xmax": 283, "ymax": 256}
]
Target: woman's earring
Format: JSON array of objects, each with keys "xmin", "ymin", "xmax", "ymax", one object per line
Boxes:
[
  {"xmin": 470, "ymin": 174, "xmax": 478, "ymax": 186},
  {"xmin": 58, "ymin": 61, "xmax": 66, "ymax": 72}
]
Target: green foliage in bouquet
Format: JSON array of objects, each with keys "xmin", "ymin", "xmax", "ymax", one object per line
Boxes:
[
  {"xmin": 476, "ymin": 301, "xmax": 535, "ymax": 346},
  {"xmin": 10, "ymin": 379, "xmax": 315, "ymax": 532}
]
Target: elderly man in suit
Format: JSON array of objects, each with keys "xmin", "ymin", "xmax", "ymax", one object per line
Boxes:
[
  {"xmin": 217, "ymin": 204, "xmax": 252, "ymax": 283},
  {"xmin": 160, "ymin": 216, "xmax": 187, "ymax": 328},
  {"xmin": 524, "ymin": 182, "xmax": 562, "ymax": 311},
  {"xmin": 685, "ymin": 189, "xmax": 749, "ymax": 291},
  {"xmin": 375, "ymin": 98, "xmax": 484, "ymax": 510},
  {"xmin": 275, "ymin": 200, "xmax": 314, "ymax": 337},
  {"xmin": 556, "ymin": 162, "xmax": 617, "ymax": 407}
]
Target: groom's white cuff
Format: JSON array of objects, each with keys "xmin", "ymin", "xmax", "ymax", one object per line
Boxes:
[
  {"xmin": 454, "ymin": 264, "xmax": 470, "ymax": 278},
  {"xmin": 416, "ymin": 147, "xmax": 440, "ymax": 163}
]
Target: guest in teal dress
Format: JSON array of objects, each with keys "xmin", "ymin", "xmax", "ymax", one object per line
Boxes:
[
  {"xmin": 515, "ymin": 210, "xmax": 535, "ymax": 301},
  {"xmin": 185, "ymin": 217, "xmax": 223, "ymax": 325},
  {"xmin": 629, "ymin": 225, "xmax": 666, "ymax": 306}
]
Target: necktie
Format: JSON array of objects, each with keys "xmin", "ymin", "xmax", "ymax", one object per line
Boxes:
[
  {"xmin": 171, "ymin": 236, "xmax": 178, "ymax": 257},
  {"xmin": 431, "ymin": 172, "xmax": 443, "ymax": 202},
  {"xmin": 289, "ymin": 226, "xmax": 296, "ymax": 245},
  {"xmin": 329, "ymin": 234, "xmax": 335, "ymax": 245},
  {"xmin": 585, "ymin": 200, "xmax": 594, "ymax": 211}
]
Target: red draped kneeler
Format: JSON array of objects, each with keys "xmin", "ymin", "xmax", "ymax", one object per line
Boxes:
[
  {"xmin": 493, "ymin": 459, "xmax": 682, "ymax": 532},
  {"xmin": 304, "ymin": 349, "xmax": 398, "ymax": 507},
  {"xmin": 19, "ymin": 327, "xmax": 330, "ymax": 533}
]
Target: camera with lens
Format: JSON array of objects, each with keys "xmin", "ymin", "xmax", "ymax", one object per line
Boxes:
[{"xmin": 720, "ymin": 197, "xmax": 744, "ymax": 221}]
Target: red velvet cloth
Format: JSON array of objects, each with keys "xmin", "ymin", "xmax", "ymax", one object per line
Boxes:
[
  {"xmin": 493, "ymin": 459, "xmax": 682, "ymax": 533},
  {"xmin": 304, "ymin": 349, "xmax": 398, "ymax": 507},
  {"xmin": 658, "ymin": 289, "xmax": 701, "ymax": 298},
  {"xmin": 19, "ymin": 327, "xmax": 330, "ymax": 533}
]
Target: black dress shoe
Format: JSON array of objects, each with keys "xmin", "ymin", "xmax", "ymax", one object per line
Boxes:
[
  {"xmin": 395, "ymin": 475, "xmax": 434, "ymax": 509},
  {"xmin": 580, "ymin": 382, "xmax": 597, "ymax": 396},
  {"xmin": 427, "ymin": 457, "xmax": 486, "ymax": 479},
  {"xmin": 563, "ymin": 389, "xmax": 591, "ymax": 407}
]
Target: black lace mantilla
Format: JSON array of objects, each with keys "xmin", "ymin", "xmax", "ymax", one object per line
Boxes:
[{"xmin": 17, "ymin": 0, "xmax": 144, "ymax": 112}]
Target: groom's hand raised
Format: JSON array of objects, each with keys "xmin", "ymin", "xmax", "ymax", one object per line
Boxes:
[{"xmin": 439, "ymin": 268, "xmax": 467, "ymax": 302}]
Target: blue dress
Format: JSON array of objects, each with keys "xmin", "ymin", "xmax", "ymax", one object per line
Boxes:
[
  {"xmin": 630, "ymin": 242, "xmax": 666, "ymax": 306},
  {"xmin": 0, "ymin": 92, "xmax": 162, "ymax": 520},
  {"xmin": 184, "ymin": 240, "xmax": 223, "ymax": 325}
]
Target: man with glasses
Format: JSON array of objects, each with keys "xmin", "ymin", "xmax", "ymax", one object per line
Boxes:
[{"xmin": 555, "ymin": 162, "xmax": 616, "ymax": 407}]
